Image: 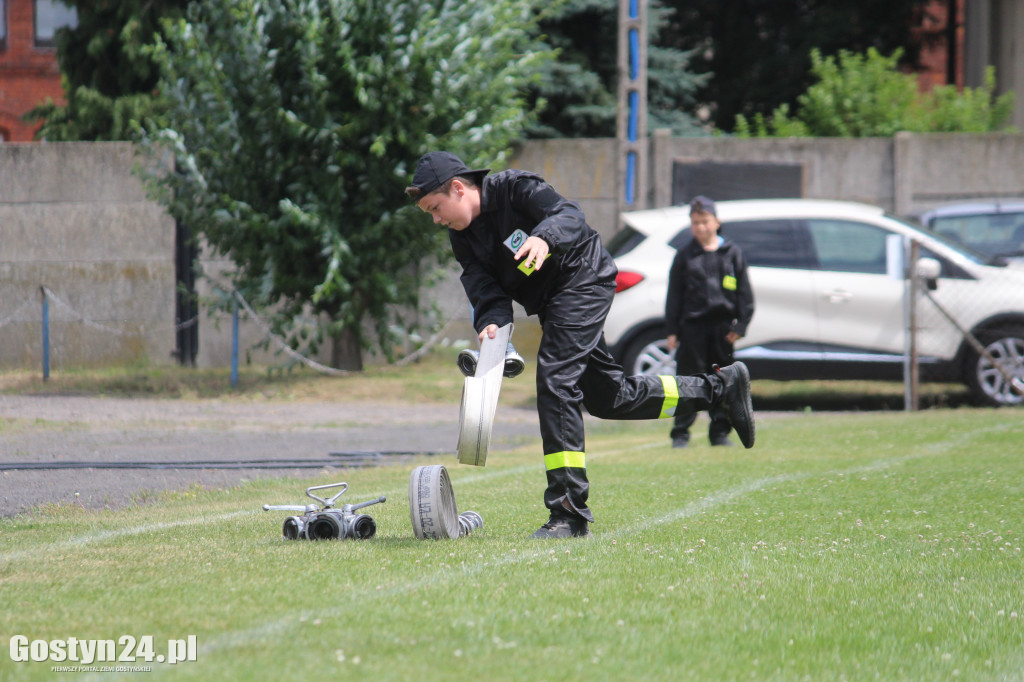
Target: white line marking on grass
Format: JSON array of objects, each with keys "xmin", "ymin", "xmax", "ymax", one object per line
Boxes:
[
  {"xmin": 0, "ymin": 511, "xmax": 255, "ymax": 565},
  {"xmin": 623, "ymin": 455, "xmax": 909, "ymax": 535}
]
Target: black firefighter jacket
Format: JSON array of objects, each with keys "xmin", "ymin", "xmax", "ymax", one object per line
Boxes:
[
  {"xmin": 665, "ymin": 237, "xmax": 755, "ymax": 338},
  {"xmin": 450, "ymin": 169, "xmax": 617, "ymax": 332}
]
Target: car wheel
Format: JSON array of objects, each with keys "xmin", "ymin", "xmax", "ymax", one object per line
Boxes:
[
  {"xmin": 621, "ymin": 328, "xmax": 676, "ymax": 377},
  {"xmin": 966, "ymin": 325, "xmax": 1024, "ymax": 407}
]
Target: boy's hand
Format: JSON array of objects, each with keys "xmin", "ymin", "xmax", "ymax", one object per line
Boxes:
[
  {"xmin": 479, "ymin": 324, "xmax": 499, "ymax": 342},
  {"xmin": 514, "ymin": 236, "xmax": 550, "ymax": 271}
]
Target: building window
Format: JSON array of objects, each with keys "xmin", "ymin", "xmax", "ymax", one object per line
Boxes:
[{"xmin": 34, "ymin": 0, "xmax": 77, "ymax": 47}]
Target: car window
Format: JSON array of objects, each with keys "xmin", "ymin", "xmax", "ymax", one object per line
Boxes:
[
  {"xmin": 929, "ymin": 212, "xmax": 1024, "ymax": 259},
  {"xmin": 607, "ymin": 226, "xmax": 646, "ymax": 257},
  {"xmin": 667, "ymin": 227, "xmax": 691, "ymax": 251},
  {"xmin": 725, "ymin": 220, "xmax": 817, "ymax": 269},
  {"xmin": 806, "ymin": 219, "xmax": 888, "ymax": 274},
  {"xmin": 889, "ymin": 213, "xmax": 992, "ymax": 268}
]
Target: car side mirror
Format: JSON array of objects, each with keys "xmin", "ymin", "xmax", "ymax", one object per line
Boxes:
[{"xmin": 916, "ymin": 257, "xmax": 941, "ymax": 291}]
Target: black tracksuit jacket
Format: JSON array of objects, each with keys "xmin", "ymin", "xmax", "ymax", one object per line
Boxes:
[{"xmin": 665, "ymin": 237, "xmax": 754, "ymax": 339}]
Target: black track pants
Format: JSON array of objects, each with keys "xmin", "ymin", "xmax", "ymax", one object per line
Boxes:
[
  {"xmin": 671, "ymin": 318, "xmax": 735, "ymax": 442},
  {"xmin": 536, "ymin": 279, "xmax": 722, "ymax": 523}
]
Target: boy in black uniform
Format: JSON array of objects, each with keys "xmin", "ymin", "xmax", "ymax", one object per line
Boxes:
[
  {"xmin": 665, "ymin": 196, "xmax": 755, "ymax": 448},
  {"xmin": 406, "ymin": 153, "xmax": 755, "ymax": 539}
]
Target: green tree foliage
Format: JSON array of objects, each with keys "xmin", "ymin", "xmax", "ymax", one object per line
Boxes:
[
  {"xmin": 139, "ymin": 0, "xmax": 549, "ymax": 370},
  {"xmin": 662, "ymin": 0, "xmax": 929, "ymax": 131},
  {"xmin": 26, "ymin": 0, "xmax": 188, "ymax": 141},
  {"xmin": 526, "ymin": 0, "xmax": 708, "ymax": 138},
  {"xmin": 735, "ymin": 48, "xmax": 1016, "ymax": 137}
]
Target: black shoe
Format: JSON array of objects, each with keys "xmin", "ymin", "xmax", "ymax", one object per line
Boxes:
[
  {"xmin": 710, "ymin": 436, "xmax": 734, "ymax": 447},
  {"xmin": 671, "ymin": 437, "xmax": 689, "ymax": 449},
  {"xmin": 713, "ymin": 362, "xmax": 755, "ymax": 449},
  {"xmin": 530, "ymin": 517, "xmax": 591, "ymax": 539}
]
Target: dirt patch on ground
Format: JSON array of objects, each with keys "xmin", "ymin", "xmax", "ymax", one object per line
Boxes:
[{"xmin": 0, "ymin": 395, "xmax": 540, "ymax": 517}]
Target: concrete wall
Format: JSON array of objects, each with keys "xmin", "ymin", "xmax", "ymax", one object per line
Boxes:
[
  {"xmin": 3, "ymin": 134, "xmax": 1024, "ymax": 370},
  {"xmin": 648, "ymin": 132, "xmax": 897, "ymax": 218},
  {"xmin": 0, "ymin": 142, "xmax": 176, "ymax": 368}
]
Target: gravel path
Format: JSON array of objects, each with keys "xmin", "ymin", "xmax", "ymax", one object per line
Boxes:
[{"xmin": 0, "ymin": 395, "xmax": 541, "ymax": 517}]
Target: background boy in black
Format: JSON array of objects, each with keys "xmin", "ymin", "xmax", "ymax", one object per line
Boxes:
[
  {"xmin": 665, "ymin": 196, "xmax": 755, "ymax": 447},
  {"xmin": 407, "ymin": 154, "xmax": 756, "ymax": 538}
]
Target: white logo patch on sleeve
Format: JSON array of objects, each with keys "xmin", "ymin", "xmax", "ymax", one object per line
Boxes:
[{"xmin": 502, "ymin": 229, "xmax": 529, "ymax": 254}]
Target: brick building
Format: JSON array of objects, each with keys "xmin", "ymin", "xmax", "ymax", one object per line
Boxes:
[{"xmin": 0, "ymin": 0, "xmax": 76, "ymax": 141}]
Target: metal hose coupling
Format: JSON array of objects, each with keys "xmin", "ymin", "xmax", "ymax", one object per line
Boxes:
[
  {"xmin": 457, "ymin": 343, "xmax": 525, "ymax": 378},
  {"xmin": 458, "ymin": 511, "xmax": 484, "ymax": 537}
]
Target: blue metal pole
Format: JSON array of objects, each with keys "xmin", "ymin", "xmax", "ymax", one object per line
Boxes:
[
  {"xmin": 231, "ymin": 296, "xmax": 239, "ymax": 389},
  {"xmin": 41, "ymin": 287, "xmax": 50, "ymax": 381}
]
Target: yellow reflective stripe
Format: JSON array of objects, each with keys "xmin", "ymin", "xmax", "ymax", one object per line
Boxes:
[
  {"xmin": 544, "ymin": 451, "xmax": 586, "ymax": 470},
  {"xmin": 659, "ymin": 375, "xmax": 678, "ymax": 418}
]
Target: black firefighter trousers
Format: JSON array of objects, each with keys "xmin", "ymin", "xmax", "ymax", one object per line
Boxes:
[{"xmin": 536, "ymin": 278, "xmax": 724, "ymax": 524}]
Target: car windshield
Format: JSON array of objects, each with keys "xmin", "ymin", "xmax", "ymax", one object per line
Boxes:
[
  {"xmin": 925, "ymin": 211, "xmax": 1024, "ymax": 260},
  {"xmin": 888, "ymin": 214, "xmax": 999, "ymax": 265}
]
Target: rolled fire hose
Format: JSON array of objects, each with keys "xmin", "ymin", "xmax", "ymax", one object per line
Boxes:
[
  {"xmin": 456, "ymin": 322, "xmax": 514, "ymax": 467},
  {"xmin": 408, "ymin": 464, "xmax": 483, "ymax": 539}
]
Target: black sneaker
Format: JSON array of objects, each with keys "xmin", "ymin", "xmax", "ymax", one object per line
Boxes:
[
  {"xmin": 713, "ymin": 362, "xmax": 755, "ymax": 449},
  {"xmin": 709, "ymin": 436, "xmax": 734, "ymax": 447},
  {"xmin": 671, "ymin": 437, "xmax": 689, "ymax": 449},
  {"xmin": 530, "ymin": 517, "xmax": 591, "ymax": 539}
]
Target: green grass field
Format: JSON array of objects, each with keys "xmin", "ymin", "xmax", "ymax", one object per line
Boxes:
[{"xmin": 2, "ymin": 398, "xmax": 1022, "ymax": 681}]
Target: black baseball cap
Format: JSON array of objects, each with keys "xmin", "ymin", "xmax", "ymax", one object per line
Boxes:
[
  {"xmin": 689, "ymin": 195, "xmax": 717, "ymax": 216},
  {"xmin": 406, "ymin": 151, "xmax": 490, "ymax": 199}
]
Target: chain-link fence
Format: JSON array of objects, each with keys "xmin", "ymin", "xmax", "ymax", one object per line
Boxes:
[
  {"xmin": 0, "ymin": 285, "xmax": 457, "ymax": 383},
  {"xmin": 906, "ymin": 239, "xmax": 1024, "ymax": 408}
]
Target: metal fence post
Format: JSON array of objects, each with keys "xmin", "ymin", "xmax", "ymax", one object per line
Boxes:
[
  {"xmin": 903, "ymin": 240, "xmax": 920, "ymax": 411},
  {"xmin": 231, "ymin": 296, "xmax": 239, "ymax": 389},
  {"xmin": 40, "ymin": 287, "xmax": 50, "ymax": 382}
]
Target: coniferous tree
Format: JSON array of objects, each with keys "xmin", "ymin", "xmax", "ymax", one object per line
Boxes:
[{"xmin": 527, "ymin": 0, "xmax": 709, "ymax": 138}]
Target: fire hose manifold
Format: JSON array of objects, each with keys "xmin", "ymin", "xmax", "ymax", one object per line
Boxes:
[{"xmin": 263, "ymin": 482, "xmax": 385, "ymax": 540}]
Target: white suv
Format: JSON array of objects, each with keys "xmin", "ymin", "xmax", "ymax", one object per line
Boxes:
[{"xmin": 604, "ymin": 199, "xmax": 1024, "ymax": 406}]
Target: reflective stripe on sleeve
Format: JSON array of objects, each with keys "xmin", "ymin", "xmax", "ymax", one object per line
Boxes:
[
  {"xmin": 659, "ymin": 375, "xmax": 678, "ymax": 418},
  {"xmin": 544, "ymin": 451, "xmax": 586, "ymax": 470}
]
